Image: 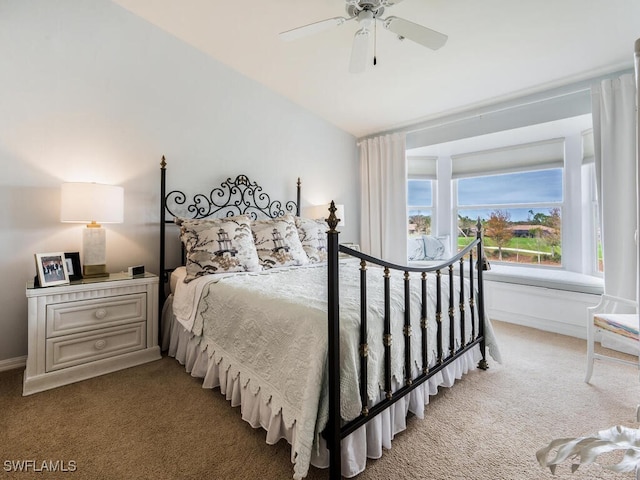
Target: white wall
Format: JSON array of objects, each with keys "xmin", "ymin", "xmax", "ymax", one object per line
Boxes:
[{"xmin": 0, "ymin": 0, "xmax": 358, "ymax": 362}]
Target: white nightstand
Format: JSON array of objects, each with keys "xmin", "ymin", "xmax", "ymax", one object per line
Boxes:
[{"xmin": 24, "ymin": 272, "xmax": 161, "ymax": 396}]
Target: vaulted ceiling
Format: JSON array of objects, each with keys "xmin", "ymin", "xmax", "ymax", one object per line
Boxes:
[{"xmin": 112, "ymin": 0, "xmax": 639, "ymax": 138}]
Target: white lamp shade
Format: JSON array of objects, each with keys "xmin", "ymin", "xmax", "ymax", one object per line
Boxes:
[
  {"xmin": 60, "ymin": 183, "xmax": 124, "ymax": 224},
  {"xmin": 302, "ymin": 203, "xmax": 345, "ymax": 227}
]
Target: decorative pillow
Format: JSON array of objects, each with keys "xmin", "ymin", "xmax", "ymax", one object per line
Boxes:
[
  {"xmin": 295, "ymin": 217, "xmax": 327, "ymax": 263},
  {"xmin": 408, "ymin": 235, "xmax": 451, "ymax": 261},
  {"xmin": 424, "ymin": 235, "xmax": 451, "ymax": 260},
  {"xmin": 408, "ymin": 237, "xmax": 426, "ymax": 261},
  {"xmin": 178, "ymin": 215, "xmax": 261, "ymax": 282},
  {"xmin": 251, "ymin": 214, "xmax": 309, "ymax": 269}
]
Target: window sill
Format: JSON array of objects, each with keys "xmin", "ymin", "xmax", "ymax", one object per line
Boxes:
[{"xmin": 483, "ymin": 264, "xmax": 603, "ymax": 295}]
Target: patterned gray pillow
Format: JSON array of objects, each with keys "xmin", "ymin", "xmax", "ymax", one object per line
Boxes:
[
  {"xmin": 423, "ymin": 235, "xmax": 451, "ymax": 260},
  {"xmin": 407, "ymin": 237, "xmax": 426, "ymax": 261},
  {"xmin": 252, "ymin": 214, "xmax": 309, "ymax": 269},
  {"xmin": 178, "ymin": 215, "xmax": 261, "ymax": 282},
  {"xmin": 295, "ymin": 217, "xmax": 328, "ymax": 263}
]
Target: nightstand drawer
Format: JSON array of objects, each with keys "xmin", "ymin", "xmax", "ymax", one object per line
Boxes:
[
  {"xmin": 46, "ymin": 322, "xmax": 146, "ymax": 372},
  {"xmin": 47, "ymin": 293, "xmax": 146, "ymax": 337}
]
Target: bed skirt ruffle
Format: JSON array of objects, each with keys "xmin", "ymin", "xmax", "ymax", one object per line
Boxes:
[{"xmin": 163, "ymin": 296, "xmax": 482, "ymax": 479}]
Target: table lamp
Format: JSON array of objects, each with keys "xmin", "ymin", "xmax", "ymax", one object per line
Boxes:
[
  {"xmin": 302, "ymin": 203, "xmax": 345, "ymax": 227},
  {"xmin": 60, "ymin": 182, "xmax": 124, "ymax": 278}
]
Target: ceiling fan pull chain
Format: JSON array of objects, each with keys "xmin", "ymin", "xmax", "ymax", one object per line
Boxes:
[{"xmin": 373, "ymin": 19, "xmax": 378, "ymax": 66}]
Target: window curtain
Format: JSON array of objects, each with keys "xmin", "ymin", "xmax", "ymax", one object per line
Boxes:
[
  {"xmin": 591, "ymin": 73, "xmax": 637, "ymax": 301},
  {"xmin": 359, "ymin": 132, "xmax": 407, "ymax": 264}
]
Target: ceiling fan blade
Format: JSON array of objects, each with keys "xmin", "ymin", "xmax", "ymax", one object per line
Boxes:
[
  {"xmin": 382, "ymin": 16, "xmax": 448, "ymax": 50},
  {"xmin": 279, "ymin": 17, "xmax": 350, "ymax": 42},
  {"xmin": 349, "ymin": 28, "xmax": 370, "ymax": 74}
]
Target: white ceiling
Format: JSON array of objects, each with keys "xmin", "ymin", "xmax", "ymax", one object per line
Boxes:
[{"xmin": 112, "ymin": 0, "xmax": 639, "ymax": 138}]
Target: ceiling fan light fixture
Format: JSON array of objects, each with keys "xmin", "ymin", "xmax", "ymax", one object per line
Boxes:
[
  {"xmin": 357, "ymin": 9, "xmax": 374, "ymax": 28},
  {"xmin": 349, "ymin": 28, "xmax": 371, "ymax": 73}
]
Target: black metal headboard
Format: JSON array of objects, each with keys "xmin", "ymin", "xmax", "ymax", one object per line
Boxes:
[
  {"xmin": 164, "ymin": 174, "xmax": 300, "ymax": 220},
  {"xmin": 159, "ymin": 156, "xmax": 301, "ymax": 314}
]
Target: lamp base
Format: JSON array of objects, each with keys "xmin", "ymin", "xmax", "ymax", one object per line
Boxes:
[
  {"xmin": 83, "ymin": 264, "xmax": 108, "ymax": 278},
  {"xmin": 82, "ymin": 226, "xmax": 108, "ymax": 278}
]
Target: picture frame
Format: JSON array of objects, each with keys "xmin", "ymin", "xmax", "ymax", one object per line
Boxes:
[
  {"xmin": 64, "ymin": 252, "xmax": 83, "ymax": 281},
  {"xmin": 35, "ymin": 252, "xmax": 70, "ymax": 287}
]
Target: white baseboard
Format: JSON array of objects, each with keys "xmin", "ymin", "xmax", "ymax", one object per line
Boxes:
[
  {"xmin": 0, "ymin": 356, "xmax": 26, "ymax": 372},
  {"xmin": 489, "ymin": 308, "xmax": 585, "ymax": 339}
]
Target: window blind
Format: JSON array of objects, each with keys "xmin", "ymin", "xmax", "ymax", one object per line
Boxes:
[
  {"xmin": 451, "ymin": 138, "xmax": 565, "ymax": 178},
  {"xmin": 407, "ymin": 155, "xmax": 437, "ymax": 179}
]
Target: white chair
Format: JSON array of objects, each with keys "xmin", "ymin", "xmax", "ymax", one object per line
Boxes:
[{"xmin": 585, "ymin": 294, "xmax": 639, "ymax": 383}]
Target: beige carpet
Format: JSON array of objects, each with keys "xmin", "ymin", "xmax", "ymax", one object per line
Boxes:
[{"xmin": 1, "ymin": 320, "xmax": 638, "ymax": 480}]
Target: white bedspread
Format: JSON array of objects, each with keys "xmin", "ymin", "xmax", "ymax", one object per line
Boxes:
[{"xmin": 170, "ymin": 263, "xmax": 500, "ymax": 479}]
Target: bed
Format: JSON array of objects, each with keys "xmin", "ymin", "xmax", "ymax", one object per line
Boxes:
[{"xmin": 158, "ymin": 157, "xmax": 500, "ymax": 479}]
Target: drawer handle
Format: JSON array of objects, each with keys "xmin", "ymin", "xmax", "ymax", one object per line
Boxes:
[
  {"xmin": 94, "ymin": 339, "xmax": 107, "ymax": 350},
  {"xmin": 94, "ymin": 309, "xmax": 107, "ymax": 320}
]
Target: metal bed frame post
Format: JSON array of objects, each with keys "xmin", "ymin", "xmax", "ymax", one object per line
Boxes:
[
  {"xmin": 403, "ymin": 270, "xmax": 412, "ymax": 387},
  {"xmin": 359, "ymin": 261, "xmax": 369, "ymax": 416},
  {"xmin": 326, "ymin": 201, "xmax": 342, "ymax": 480},
  {"xmin": 448, "ymin": 264, "xmax": 455, "ymax": 359},
  {"xmin": 476, "ymin": 218, "xmax": 489, "ymax": 370},
  {"xmin": 159, "ymin": 156, "xmax": 167, "ymax": 346},
  {"xmin": 459, "ymin": 258, "xmax": 466, "ymax": 351}
]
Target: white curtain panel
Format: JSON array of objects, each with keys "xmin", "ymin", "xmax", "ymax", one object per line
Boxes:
[
  {"xmin": 636, "ymin": 38, "xmax": 640, "ymax": 309},
  {"xmin": 591, "ymin": 73, "xmax": 637, "ymax": 301},
  {"xmin": 359, "ymin": 132, "xmax": 407, "ymax": 264}
]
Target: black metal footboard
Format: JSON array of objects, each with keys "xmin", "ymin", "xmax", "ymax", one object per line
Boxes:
[{"xmin": 325, "ymin": 202, "xmax": 488, "ymax": 480}]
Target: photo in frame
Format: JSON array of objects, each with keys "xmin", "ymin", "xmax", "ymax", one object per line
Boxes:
[
  {"xmin": 35, "ymin": 252, "xmax": 70, "ymax": 287},
  {"xmin": 64, "ymin": 252, "xmax": 82, "ymax": 281}
]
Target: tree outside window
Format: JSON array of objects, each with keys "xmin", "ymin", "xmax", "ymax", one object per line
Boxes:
[{"xmin": 486, "ymin": 210, "xmax": 513, "ymax": 261}]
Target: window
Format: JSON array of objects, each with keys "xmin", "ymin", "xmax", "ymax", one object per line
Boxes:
[
  {"xmin": 408, "ymin": 178, "xmax": 433, "ymax": 237},
  {"xmin": 407, "ymin": 156, "xmax": 437, "ymax": 239},
  {"xmin": 406, "ymin": 114, "xmax": 598, "ymax": 274},
  {"xmin": 456, "ymin": 169, "xmax": 563, "ymax": 266},
  {"xmin": 450, "ymin": 137, "xmax": 566, "ymax": 266}
]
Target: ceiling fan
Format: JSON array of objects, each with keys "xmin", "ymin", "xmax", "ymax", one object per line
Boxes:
[{"xmin": 279, "ymin": 0, "xmax": 448, "ymax": 73}]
